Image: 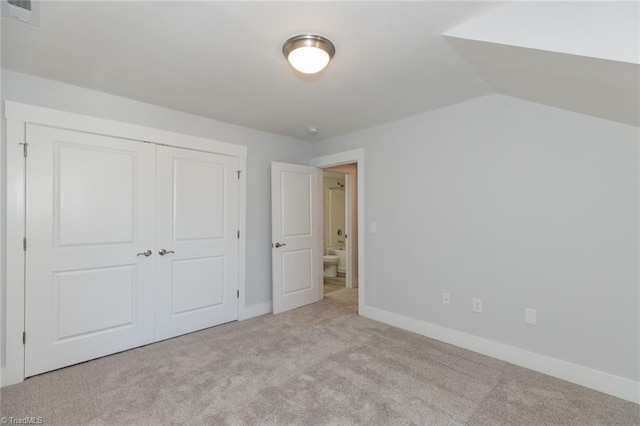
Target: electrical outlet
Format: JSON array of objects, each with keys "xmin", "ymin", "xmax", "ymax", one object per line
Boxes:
[
  {"xmin": 442, "ymin": 292, "xmax": 451, "ymax": 306},
  {"xmin": 370, "ymin": 222, "xmax": 377, "ymax": 234},
  {"xmin": 525, "ymin": 308, "xmax": 537, "ymax": 325},
  {"xmin": 472, "ymin": 298, "xmax": 483, "ymax": 313}
]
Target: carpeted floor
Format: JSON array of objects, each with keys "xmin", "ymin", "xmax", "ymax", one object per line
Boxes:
[{"xmin": 1, "ymin": 288, "xmax": 638, "ymax": 425}]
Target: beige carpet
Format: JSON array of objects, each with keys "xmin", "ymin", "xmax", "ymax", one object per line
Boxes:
[{"xmin": 1, "ymin": 289, "xmax": 638, "ymax": 425}]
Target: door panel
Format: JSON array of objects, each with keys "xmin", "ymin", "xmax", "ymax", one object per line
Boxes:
[
  {"xmin": 55, "ymin": 266, "xmax": 136, "ymax": 340},
  {"xmin": 282, "ymin": 249, "xmax": 313, "ymax": 294},
  {"xmin": 173, "ymin": 158, "xmax": 226, "ymax": 240},
  {"xmin": 25, "ymin": 125, "xmax": 156, "ymax": 377},
  {"xmin": 172, "ymin": 256, "xmax": 225, "ymax": 315},
  {"xmin": 281, "ymin": 171, "xmax": 313, "ymax": 237},
  {"xmin": 155, "ymin": 146, "xmax": 238, "ymax": 340},
  {"xmin": 271, "ymin": 162, "xmax": 321, "ymax": 314},
  {"xmin": 57, "ymin": 145, "xmax": 136, "ymax": 246}
]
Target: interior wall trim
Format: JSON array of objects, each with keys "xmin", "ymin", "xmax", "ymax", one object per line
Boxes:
[{"xmin": 5, "ymin": 101, "xmax": 247, "ymax": 158}]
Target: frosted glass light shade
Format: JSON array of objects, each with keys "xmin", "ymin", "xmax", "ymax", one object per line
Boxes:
[
  {"xmin": 283, "ymin": 34, "xmax": 335, "ymax": 75},
  {"xmin": 287, "ymin": 47, "xmax": 331, "ymax": 74}
]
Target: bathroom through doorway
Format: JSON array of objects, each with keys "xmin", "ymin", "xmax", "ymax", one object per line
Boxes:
[{"xmin": 321, "ymin": 163, "xmax": 358, "ymax": 302}]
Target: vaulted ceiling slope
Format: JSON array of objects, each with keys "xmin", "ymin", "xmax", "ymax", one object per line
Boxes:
[
  {"xmin": 2, "ymin": 2, "xmax": 637, "ymax": 143},
  {"xmin": 444, "ymin": 2, "xmax": 640, "ymax": 127}
]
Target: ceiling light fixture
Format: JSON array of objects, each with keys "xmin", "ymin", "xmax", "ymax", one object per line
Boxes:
[{"xmin": 283, "ymin": 34, "xmax": 335, "ymax": 74}]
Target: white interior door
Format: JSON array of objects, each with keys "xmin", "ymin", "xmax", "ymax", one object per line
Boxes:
[
  {"xmin": 25, "ymin": 125, "xmax": 156, "ymax": 377},
  {"xmin": 271, "ymin": 162, "xmax": 321, "ymax": 314},
  {"xmin": 155, "ymin": 146, "xmax": 239, "ymax": 340}
]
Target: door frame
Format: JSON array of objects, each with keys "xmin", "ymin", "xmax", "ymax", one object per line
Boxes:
[
  {"xmin": 344, "ymin": 173, "xmax": 354, "ymax": 288},
  {"xmin": 311, "ymin": 149, "xmax": 365, "ymax": 313},
  {"xmin": 3, "ymin": 101, "xmax": 248, "ymax": 387}
]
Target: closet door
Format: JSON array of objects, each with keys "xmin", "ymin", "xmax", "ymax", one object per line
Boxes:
[
  {"xmin": 155, "ymin": 146, "xmax": 239, "ymax": 340},
  {"xmin": 25, "ymin": 125, "xmax": 156, "ymax": 377}
]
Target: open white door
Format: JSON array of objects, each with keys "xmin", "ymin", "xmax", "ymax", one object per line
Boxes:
[{"xmin": 271, "ymin": 162, "xmax": 322, "ymax": 314}]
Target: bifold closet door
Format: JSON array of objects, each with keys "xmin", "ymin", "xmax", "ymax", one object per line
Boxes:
[
  {"xmin": 25, "ymin": 125, "xmax": 156, "ymax": 377},
  {"xmin": 155, "ymin": 146, "xmax": 239, "ymax": 341}
]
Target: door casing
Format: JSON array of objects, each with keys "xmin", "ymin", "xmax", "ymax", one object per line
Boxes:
[{"xmin": 311, "ymin": 149, "xmax": 366, "ymax": 314}]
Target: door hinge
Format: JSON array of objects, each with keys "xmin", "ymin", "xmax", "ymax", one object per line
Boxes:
[
  {"xmin": 237, "ymin": 230, "xmax": 240, "ymax": 239},
  {"xmin": 23, "ymin": 237, "xmax": 27, "ymax": 251},
  {"xmin": 20, "ymin": 142, "xmax": 28, "ymax": 158},
  {"xmin": 237, "ymin": 170, "xmax": 241, "ymax": 179},
  {"xmin": 22, "ymin": 332, "xmax": 26, "ymax": 345},
  {"xmin": 237, "ymin": 290, "xmax": 239, "ymax": 298}
]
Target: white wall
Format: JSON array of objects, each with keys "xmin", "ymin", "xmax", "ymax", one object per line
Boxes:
[
  {"xmin": 312, "ymin": 94, "xmax": 639, "ymax": 384},
  {"xmin": 0, "ymin": 70, "xmax": 311, "ymax": 327}
]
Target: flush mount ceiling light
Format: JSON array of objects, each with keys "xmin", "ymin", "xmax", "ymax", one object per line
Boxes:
[{"xmin": 283, "ymin": 34, "xmax": 335, "ymax": 74}]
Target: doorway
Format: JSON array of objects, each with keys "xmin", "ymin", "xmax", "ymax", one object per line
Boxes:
[
  {"xmin": 270, "ymin": 149, "xmax": 365, "ymax": 316},
  {"xmin": 320, "ymin": 163, "xmax": 359, "ymax": 309},
  {"xmin": 311, "ymin": 149, "xmax": 365, "ymax": 313}
]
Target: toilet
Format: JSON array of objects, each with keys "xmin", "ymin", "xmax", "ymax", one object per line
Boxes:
[{"xmin": 323, "ymin": 255, "xmax": 340, "ymax": 278}]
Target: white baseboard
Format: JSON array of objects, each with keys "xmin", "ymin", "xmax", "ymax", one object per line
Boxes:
[
  {"xmin": 240, "ymin": 302, "xmax": 272, "ymax": 320},
  {"xmin": 361, "ymin": 304, "xmax": 640, "ymax": 404}
]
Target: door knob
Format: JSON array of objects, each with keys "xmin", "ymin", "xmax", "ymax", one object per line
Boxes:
[
  {"xmin": 274, "ymin": 242, "xmax": 286, "ymax": 248},
  {"xmin": 136, "ymin": 250, "xmax": 152, "ymax": 257},
  {"xmin": 159, "ymin": 249, "xmax": 175, "ymax": 256}
]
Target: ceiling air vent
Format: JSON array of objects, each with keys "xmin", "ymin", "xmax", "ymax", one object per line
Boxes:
[
  {"xmin": 8, "ymin": 0, "xmax": 31, "ymax": 10},
  {"xmin": 2, "ymin": 0, "xmax": 40, "ymax": 26}
]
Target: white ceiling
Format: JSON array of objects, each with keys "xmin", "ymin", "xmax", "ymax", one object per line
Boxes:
[
  {"xmin": 3, "ymin": 1, "xmax": 637, "ymax": 142},
  {"xmin": 1, "ymin": 1, "xmax": 500, "ymax": 141}
]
